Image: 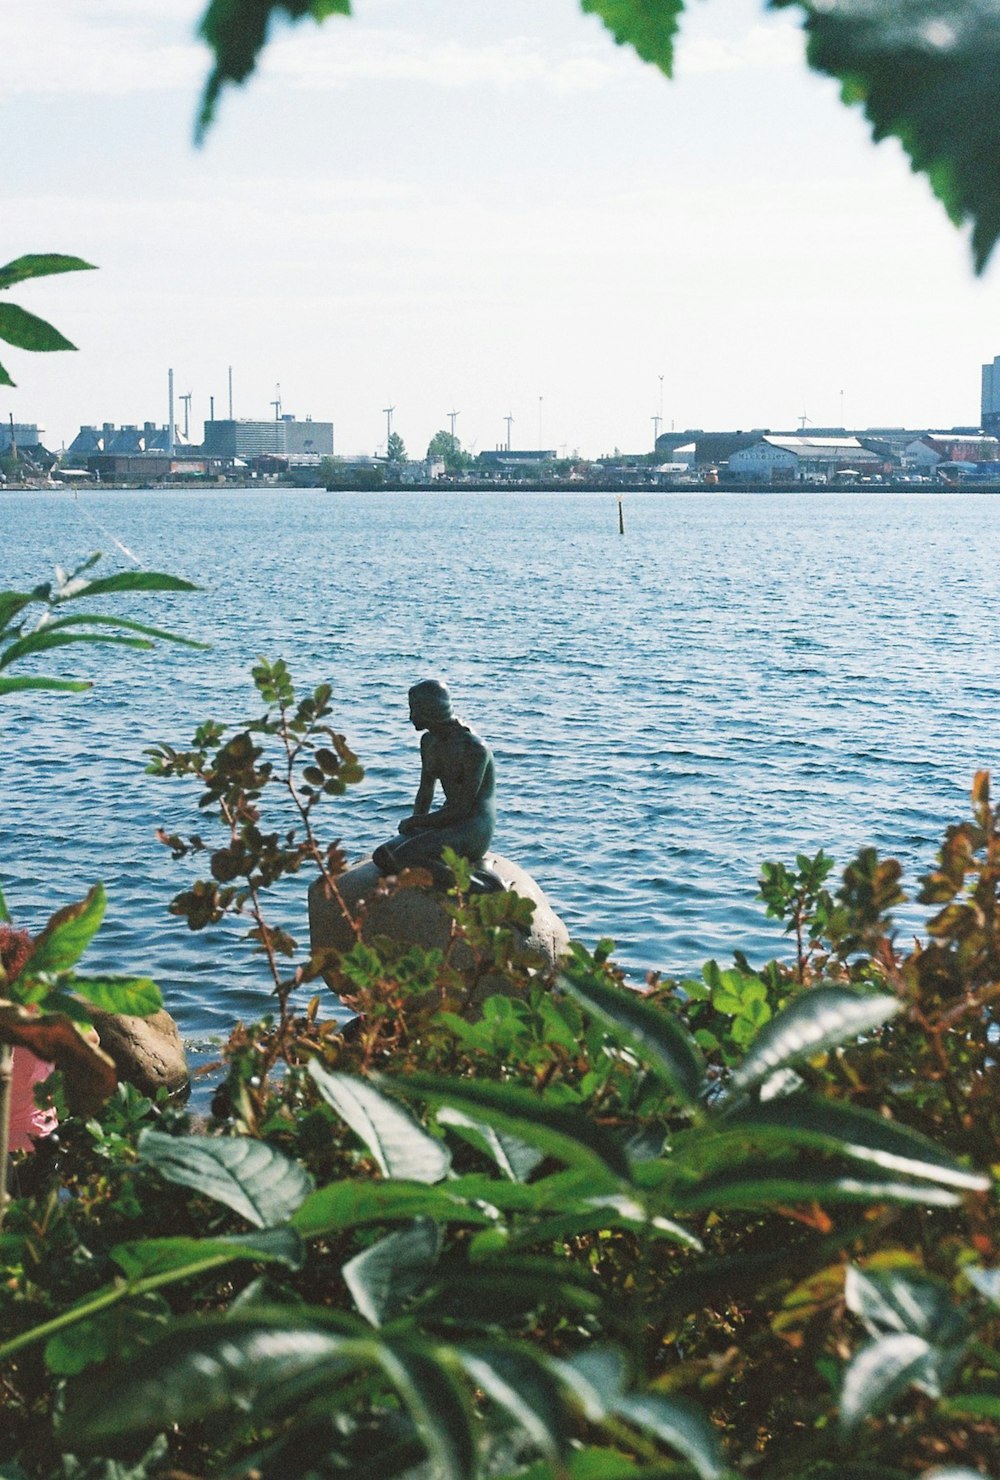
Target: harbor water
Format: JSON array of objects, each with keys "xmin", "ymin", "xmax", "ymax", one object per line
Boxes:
[{"xmin": 2, "ymin": 486, "xmax": 998, "ymax": 1056}]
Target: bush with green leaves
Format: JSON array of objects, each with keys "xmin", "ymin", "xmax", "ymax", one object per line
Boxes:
[{"xmin": 4, "ymin": 651, "xmax": 1000, "ymax": 1479}]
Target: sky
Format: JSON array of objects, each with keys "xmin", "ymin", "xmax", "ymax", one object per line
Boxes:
[{"xmin": 4, "ymin": 0, "xmax": 999, "ymax": 458}]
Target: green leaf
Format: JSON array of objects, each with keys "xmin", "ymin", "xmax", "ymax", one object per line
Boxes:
[
  {"xmin": 454, "ymin": 1344, "xmax": 570, "ymax": 1465},
  {"xmin": 787, "ymin": 0, "xmax": 1000, "ymax": 271},
  {"xmin": 669, "ymin": 1159, "xmax": 962, "ymax": 1213},
  {"xmin": 0, "ymin": 357, "xmax": 14, "ymax": 387},
  {"xmin": 309, "ymin": 1062, "xmax": 451, "ymax": 1183},
  {"xmin": 845, "ymin": 1265, "xmax": 967, "ymax": 1344},
  {"xmin": 374, "ymin": 1340, "xmax": 476, "ymax": 1480},
  {"xmin": 0, "ymin": 883, "xmax": 8, "ymax": 924},
  {"xmin": 0, "ymin": 675, "xmax": 92, "ymax": 695},
  {"xmin": 0, "ymin": 628, "xmax": 154, "ymax": 671},
  {"xmin": 679, "ymin": 1093, "xmax": 988, "ymax": 1192},
  {"xmin": 63, "ymin": 569, "xmax": 198, "ymax": 598},
  {"xmin": 612, "ymin": 1392, "xmax": 728, "ymax": 1479},
  {"xmin": 57, "ymin": 1314, "xmax": 355, "ymax": 1442},
  {"xmin": 0, "ymin": 590, "xmax": 34, "ymax": 632},
  {"xmin": 580, "ymin": 0, "xmax": 683, "ymax": 76},
  {"xmin": 839, "ymin": 1332, "xmax": 938, "ymax": 1436},
  {"xmin": 396, "ymin": 1073, "xmax": 632, "ymax": 1185},
  {"xmin": 553, "ymin": 1346, "xmax": 628, "ymax": 1422},
  {"xmin": 558, "ymin": 968, "xmax": 705, "ymax": 1110},
  {"xmin": 291, "ymin": 1177, "xmax": 495, "ymax": 1240},
  {"xmin": 68, "ymin": 975, "xmax": 162, "ymax": 1017},
  {"xmin": 196, "ymin": 0, "xmax": 353, "ymax": 141},
  {"xmin": 45, "ymin": 1293, "xmax": 170, "ymax": 1376},
  {"xmin": 437, "ymin": 1107, "xmax": 544, "ymax": 1181},
  {"xmin": 342, "ymin": 1219, "xmax": 442, "ymax": 1326},
  {"xmin": 111, "ymin": 1227, "xmax": 305, "ymax": 1282},
  {"xmin": 0, "ymin": 302, "xmax": 76, "ymax": 353},
  {"xmin": 725, "ymin": 987, "xmax": 899, "ymax": 1098},
  {"xmin": 27, "ymin": 884, "xmax": 105, "ymax": 975},
  {"xmin": 38, "ymin": 611, "xmax": 208, "ymax": 649},
  {"xmin": 0, "ymin": 254, "xmax": 96, "ymax": 290},
  {"xmin": 138, "ymin": 1130, "xmax": 313, "ymax": 1227},
  {"xmin": 969, "ymin": 1266, "xmax": 1000, "ymax": 1308}
]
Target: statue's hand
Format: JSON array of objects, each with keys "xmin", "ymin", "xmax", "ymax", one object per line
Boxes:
[{"xmin": 398, "ymin": 815, "xmax": 425, "ymax": 835}]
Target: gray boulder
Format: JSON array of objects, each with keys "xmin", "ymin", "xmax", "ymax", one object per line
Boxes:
[
  {"xmin": 90, "ymin": 1007, "xmax": 189, "ymax": 1099},
  {"xmin": 308, "ymin": 853, "xmax": 569, "ymax": 1012}
]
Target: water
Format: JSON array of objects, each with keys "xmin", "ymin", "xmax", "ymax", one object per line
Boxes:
[{"xmin": 2, "ymin": 487, "xmax": 998, "ymax": 1057}]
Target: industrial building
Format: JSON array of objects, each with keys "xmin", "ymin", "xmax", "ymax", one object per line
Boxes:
[{"xmin": 202, "ymin": 415, "xmax": 333, "ymax": 460}]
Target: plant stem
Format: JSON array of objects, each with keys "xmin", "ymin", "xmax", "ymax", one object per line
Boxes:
[{"xmin": 0, "ymin": 1043, "xmax": 12, "ymax": 1232}]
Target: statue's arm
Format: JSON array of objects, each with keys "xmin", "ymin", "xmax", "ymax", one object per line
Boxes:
[{"xmin": 399, "ymin": 738, "xmax": 436, "ymax": 832}]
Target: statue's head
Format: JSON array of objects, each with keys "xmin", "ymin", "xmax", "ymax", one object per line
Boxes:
[{"xmin": 408, "ymin": 678, "xmax": 453, "ymax": 728}]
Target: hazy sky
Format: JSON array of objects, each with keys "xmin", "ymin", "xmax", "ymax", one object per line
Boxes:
[{"xmin": 4, "ymin": 0, "xmax": 998, "ymax": 457}]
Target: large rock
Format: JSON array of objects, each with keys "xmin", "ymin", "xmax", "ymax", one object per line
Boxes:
[
  {"xmin": 90, "ymin": 1007, "xmax": 189, "ymax": 1099},
  {"xmin": 308, "ymin": 853, "xmax": 570, "ymax": 1012}
]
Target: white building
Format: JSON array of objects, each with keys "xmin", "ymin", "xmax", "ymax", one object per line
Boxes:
[{"xmin": 727, "ymin": 435, "xmax": 881, "ymax": 483}]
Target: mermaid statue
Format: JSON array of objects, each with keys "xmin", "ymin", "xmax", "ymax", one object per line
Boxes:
[{"xmin": 372, "ymin": 679, "xmax": 502, "ymax": 891}]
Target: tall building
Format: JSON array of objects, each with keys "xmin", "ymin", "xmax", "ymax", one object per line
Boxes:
[
  {"xmin": 982, "ymin": 355, "xmax": 1000, "ymax": 434},
  {"xmin": 202, "ymin": 415, "xmax": 333, "ymax": 459}
]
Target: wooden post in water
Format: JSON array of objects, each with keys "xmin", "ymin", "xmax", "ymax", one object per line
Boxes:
[{"xmin": 617, "ymin": 497, "xmax": 625, "ymax": 535}]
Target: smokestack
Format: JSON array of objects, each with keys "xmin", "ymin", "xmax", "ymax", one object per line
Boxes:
[
  {"xmin": 228, "ymin": 365, "xmax": 233, "ymax": 420},
  {"xmin": 168, "ymin": 368, "xmax": 175, "ymax": 458}
]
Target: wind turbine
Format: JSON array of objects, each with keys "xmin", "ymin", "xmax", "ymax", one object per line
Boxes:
[
  {"xmin": 504, "ymin": 412, "xmax": 514, "ymax": 453},
  {"xmin": 383, "ymin": 405, "xmax": 395, "ymax": 449},
  {"xmin": 271, "ymin": 384, "xmax": 282, "ymax": 420},
  {"xmin": 448, "ymin": 409, "xmax": 459, "ymax": 440}
]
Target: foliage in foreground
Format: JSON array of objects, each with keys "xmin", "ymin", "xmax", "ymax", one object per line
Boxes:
[
  {"xmin": 0, "ymin": 254, "xmax": 95, "ymax": 389},
  {"xmin": 1, "ymin": 660, "xmax": 999, "ymax": 1480},
  {"xmin": 194, "ymin": 0, "xmax": 1000, "ymax": 271}
]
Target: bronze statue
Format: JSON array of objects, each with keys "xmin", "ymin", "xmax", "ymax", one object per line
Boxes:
[{"xmin": 372, "ymin": 680, "xmax": 501, "ymax": 889}]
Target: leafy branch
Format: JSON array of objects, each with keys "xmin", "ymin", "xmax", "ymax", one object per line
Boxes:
[{"xmin": 0, "ymin": 253, "xmax": 96, "ymax": 387}]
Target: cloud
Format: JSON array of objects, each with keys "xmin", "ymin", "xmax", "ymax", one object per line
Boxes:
[
  {"xmin": 250, "ymin": 25, "xmax": 616, "ymax": 95},
  {"xmin": 673, "ymin": 19, "xmax": 804, "ymax": 76},
  {"xmin": 4, "ymin": 0, "xmax": 202, "ymax": 96}
]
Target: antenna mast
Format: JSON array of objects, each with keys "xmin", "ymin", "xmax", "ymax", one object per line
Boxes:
[{"xmin": 383, "ymin": 406, "xmax": 395, "ymax": 448}]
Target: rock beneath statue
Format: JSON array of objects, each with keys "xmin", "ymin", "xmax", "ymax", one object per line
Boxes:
[
  {"xmin": 308, "ymin": 853, "xmax": 569, "ymax": 1013},
  {"xmin": 90, "ymin": 1008, "xmax": 189, "ymax": 1099}
]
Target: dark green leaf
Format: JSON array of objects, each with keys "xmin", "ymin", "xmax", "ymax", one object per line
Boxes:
[
  {"xmin": 0, "ymin": 628, "xmax": 153, "ymax": 671},
  {"xmin": 58, "ymin": 1315, "xmax": 354, "ymax": 1442},
  {"xmin": 374, "ymin": 1340, "xmax": 476, "ymax": 1480},
  {"xmin": 139, "ymin": 1130, "xmax": 313, "ymax": 1227},
  {"xmin": 558, "ymin": 968, "xmax": 705, "ymax": 1110},
  {"xmin": 342, "ymin": 1219, "xmax": 442, "ymax": 1326},
  {"xmin": 45, "ymin": 1293, "xmax": 170, "ymax": 1376},
  {"xmin": 60, "ymin": 570, "xmax": 199, "ymax": 598},
  {"xmin": 787, "ymin": 0, "xmax": 1000, "ymax": 270},
  {"xmin": 291, "ymin": 1177, "xmax": 495, "ymax": 1240},
  {"xmin": 0, "ymin": 254, "xmax": 96, "ymax": 290},
  {"xmin": 0, "ymin": 357, "xmax": 14, "ymax": 387},
  {"xmin": 612, "ymin": 1392, "xmax": 728, "ymax": 1479},
  {"xmin": 670, "ymin": 1159, "xmax": 962, "ymax": 1213},
  {"xmin": 680, "ymin": 1093, "xmax": 987, "ymax": 1192},
  {"xmin": 396, "ymin": 1072, "xmax": 631, "ymax": 1185},
  {"xmin": 111, "ymin": 1227, "xmax": 305, "ymax": 1282},
  {"xmin": 454, "ymin": 1344, "xmax": 570, "ymax": 1465},
  {"xmin": 0, "ymin": 591, "xmax": 33, "ymax": 632},
  {"xmin": 580, "ymin": 0, "xmax": 683, "ymax": 76},
  {"xmin": 725, "ymin": 987, "xmax": 898, "ymax": 1098},
  {"xmin": 27, "ymin": 884, "xmax": 105, "ymax": 975},
  {"xmin": 0, "ymin": 883, "xmax": 8, "ymax": 923},
  {"xmin": 845, "ymin": 1265, "xmax": 967, "ymax": 1343},
  {"xmin": 309, "ymin": 1062, "xmax": 451, "ymax": 1183},
  {"xmin": 839, "ymin": 1332, "xmax": 938, "ymax": 1436},
  {"xmin": 437, "ymin": 1107, "xmax": 544, "ymax": 1181},
  {"xmin": 0, "ymin": 302, "xmax": 76, "ymax": 352},
  {"xmin": 0, "ymin": 675, "xmax": 91, "ymax": 695},
  {"xmin": 196, "ymin": 0, "xmax": 353, "ymax": 140},
  {"xmin": 69, "ymin": 975, "xmax": 162, "ymax": 1017},
  {"xmin": 39, "ymin": 612, "xmax": 208, "ymax": 649}
]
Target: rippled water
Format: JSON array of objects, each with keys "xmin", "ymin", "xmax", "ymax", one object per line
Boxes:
[{"xmin": 2, "ymin": 487, "xmax": 998, "ymax": 1055}]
